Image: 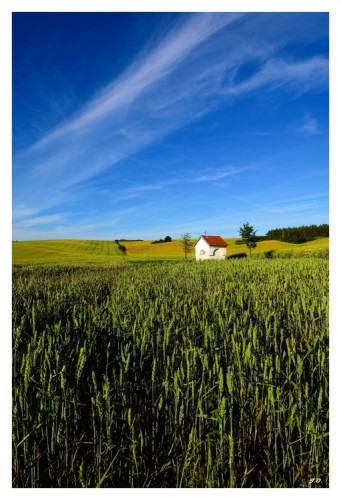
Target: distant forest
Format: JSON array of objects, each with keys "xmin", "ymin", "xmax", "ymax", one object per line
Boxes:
[{"xmin": 265, "ymin": 224, "xmax": 329, "ymax": 244}]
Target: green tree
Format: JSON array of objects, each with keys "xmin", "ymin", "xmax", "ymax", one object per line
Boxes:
[
  {"xmin": 239, "ymin": 222, "xmax": 257, "ymax": 258},
  {"xmin": 180, "ymin": 233, "xmax": 193, "ymax": 259}
]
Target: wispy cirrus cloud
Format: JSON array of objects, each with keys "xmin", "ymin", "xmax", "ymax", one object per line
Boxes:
[
  {"xmin": 296, "ymin": 113, "xmax": 322, "ymax": 137},
  {"xmin": 230, "ymin": 192, "xmax": 328, "ymax": 216},
  {"xmin": 192, "ymin": 166, "xmax": 254, "ymax": 183},
  {"xmin": 226, "ymin": 56, "xmax": 328, "ymax": 97},
  {"xmin": 114, "ymin": 165, "xmax": 256, "ymax": 201},
  {"xmin": 13, "ymin": 214, "xmax": 63, "ymax": 227},
  {"xmin": 12, "ymin": 205, "xmax": 39, "ymax": 219}
]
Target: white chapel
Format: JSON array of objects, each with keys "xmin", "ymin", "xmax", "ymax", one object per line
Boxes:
[{"xmin": 195, "ymin": 235, "xmax": 227, "ymax": 261}]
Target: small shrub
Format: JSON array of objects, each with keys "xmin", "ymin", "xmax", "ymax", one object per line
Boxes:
[
  {"xmin": 264, "ymin": 250, "xmax": 275, "ymax": 259},
  {"xmin": 227, "ymin": 253, "xmax": 247, "ymax": 259},
  {"xmin": 292, "ymin": 236, "xmax": 309, "ymax": 244},
  {"xmin": 115, "ymin": 240, "xmax": 126, "ymax": 254}
]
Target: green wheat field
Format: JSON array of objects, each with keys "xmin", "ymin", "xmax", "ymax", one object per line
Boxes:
[{"xmin": 12, "ymin": 240, "xmax": 329, "ymax": 487}]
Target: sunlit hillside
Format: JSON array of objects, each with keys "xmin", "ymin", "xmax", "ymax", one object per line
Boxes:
[
  {"xmin": 12, "ymin": 237, "xmax": 329, "ymax": 264},
  {"xmin": 224, "ymin": 237, "xmax": 329, "ymax": 257},
  {"xmin": 12, "ymin": 240, "xmax": 124, "ymax": 264}
]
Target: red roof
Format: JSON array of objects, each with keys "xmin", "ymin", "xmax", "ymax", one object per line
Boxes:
[{"xmin": 199, "ymin": 235, "xmax": 227, "ymax": 247}]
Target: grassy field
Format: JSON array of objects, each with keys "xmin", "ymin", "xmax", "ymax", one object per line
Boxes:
[
  {"xmin": 12, "ymin": 259, "xmax": 329, "ymax": 487},
  {"xmin": 12, "ymin": 237, "xmax": 329, "ymax": 263}
]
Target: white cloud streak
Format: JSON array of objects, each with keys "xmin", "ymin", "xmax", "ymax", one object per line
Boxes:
[
  {"xmin": 227, "ymin": 56, "xmax": 328, "ymax": 96},
  {"xmin": 13, "ymin": 214, "xmax": 63, "ymax": 227},
  {"xmin": 296, "ymin": 114, "xmax": 321, "ymax": 137},
  {"xmin": 114, "ymin": 165, "xmax": 255, "ymax": 201},
  {"xmin": 193, "ymin": 167, "xmax": 252, "ymax": 183},
  {"xmin": 12, "ymin": 205, "xmax": 39, "ymax": 219}
]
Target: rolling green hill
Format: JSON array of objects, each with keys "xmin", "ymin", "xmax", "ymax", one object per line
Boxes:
[
  {"xmin": 12, "ymin": 237, "xmax": 329, "ymax": 264},
  {"xmin": 12, "ymin": 239, "xmax": 125, "ymax": 264},
  {"xmin": 224, "ymin": 237, "xmax": 329, "ymax": 257}
]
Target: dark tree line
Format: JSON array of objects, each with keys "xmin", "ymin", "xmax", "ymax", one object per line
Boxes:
[
  {"xmin": 151, "ymin": 236, "xmax": 172, "ymax": 244},
  {"xmin": 265, "ymin": 224, "xmax": 329, "ymax": 244}
]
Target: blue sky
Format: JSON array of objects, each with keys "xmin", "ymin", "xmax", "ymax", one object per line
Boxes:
[{"xmin": 12, "ymin": 12, "xmax": 329, "ymax": 240}]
